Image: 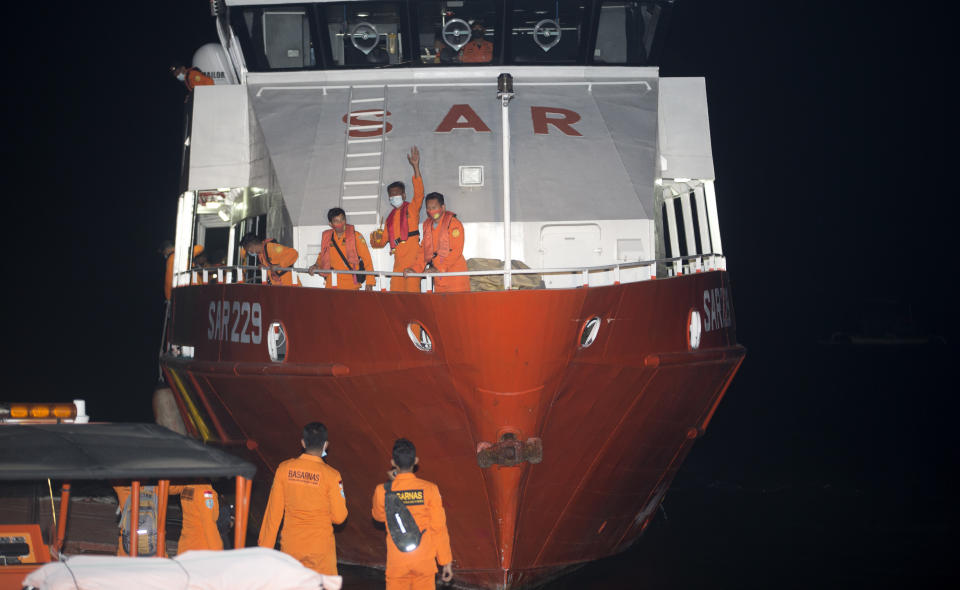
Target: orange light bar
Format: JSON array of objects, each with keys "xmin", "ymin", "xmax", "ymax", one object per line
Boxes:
[{"xmin": 4, "ymin": 403, "xmax": 78, "ymax": 421}]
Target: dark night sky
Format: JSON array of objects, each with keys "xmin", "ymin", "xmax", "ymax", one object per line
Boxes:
[{"xmin": 4, "ymin": 0, "xmax": 955, "ymax": 584}]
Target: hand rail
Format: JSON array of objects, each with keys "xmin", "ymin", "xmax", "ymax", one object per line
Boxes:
[{"xmin": 174, "ymin": 252, "xmax": 725, "ymax": 291}]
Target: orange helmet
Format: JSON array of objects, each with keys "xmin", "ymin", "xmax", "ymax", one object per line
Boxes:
[{"xmin": 369, "ymin": 228, "xmax": 388, "ymax": 249}]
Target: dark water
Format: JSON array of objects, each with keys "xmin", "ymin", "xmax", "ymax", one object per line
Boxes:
[{"xmin": 337, "ymin": 341, "xmax": 956, "ymax": 589}]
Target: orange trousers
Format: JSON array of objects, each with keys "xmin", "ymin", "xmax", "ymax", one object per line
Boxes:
[
  {"xmin": 386, "ymin": 573, "xmax": 436, "ymax": 590},
  {"xmin": 391, "ymin": 241, "xmax": 423, "ymax": 293}
]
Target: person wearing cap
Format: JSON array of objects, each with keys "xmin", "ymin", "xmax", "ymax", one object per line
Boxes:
[
  {"xmin": 259, "ymin": 422, "xmax": 348, "ymax": 575},
  {"xmin": 171, "ymin": 64, "xmax": 214, "ymax": 92},
  {"xmin": 309, "ymin": 208, "xmax": 375, "ymax": 291},
  {"xmin": 379, "ymin": 147, "xmax": 425, "ymax": 292},
  {"xmin": 239, "ymin": 234, "xmax": 300, "ymax": 286},
  {"xmin": 459, "ymin": 22, "xmax": 493, "ymax": 63},
  {"xmin": 372, "ymin": 438, "xmax": 453, "ymax": 589}
]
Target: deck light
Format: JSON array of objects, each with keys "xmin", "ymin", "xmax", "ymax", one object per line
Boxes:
[{"xmin": 497, "ymin": 73, "xmax": 514, "ymax": 95}]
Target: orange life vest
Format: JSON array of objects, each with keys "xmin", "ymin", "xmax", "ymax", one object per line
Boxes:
[
  {"xmin": 186, "ymin": 67, "xmax": 214, "ymax": 90},
  {"xmin": 320, "ymin": 225, "xmax": 362, "ymax": 285},
  {"xmin": 422, "ymin": 211, "xmax": 456, "ymax": 266}
]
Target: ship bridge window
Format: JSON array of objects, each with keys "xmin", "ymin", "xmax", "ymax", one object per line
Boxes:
[
  {"xmin": 412, "ymin": 0, "xmax": 500, "ymax": 66},
  {"xmin": 593, "ymin": 1, "xmax": 663, "ymax": 65},
  {"xmin": 323, "ymin": 2, "xmax": 409, "ymax": 67},
  {"xmin": 509, "ymin": 0, "xmax": 587, "ymax": 64},
  {"xmin": 232, "ymin": 6, "xmax": 318, "ymax": 70}
]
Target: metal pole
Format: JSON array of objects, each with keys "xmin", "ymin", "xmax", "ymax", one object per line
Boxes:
[{"xmin": 498, "ymin": 74, "xmax": 515, "ymax": 290}]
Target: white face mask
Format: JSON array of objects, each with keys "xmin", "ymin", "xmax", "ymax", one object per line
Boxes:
[
  {"xmin": 176, "ymin": 72, "xmax": 186, "ymax": 81},
  {"xmin": 389, "ymin": 195, "xmax": 403, "ymax": 208}
]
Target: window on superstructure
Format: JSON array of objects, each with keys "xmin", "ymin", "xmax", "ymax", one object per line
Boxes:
[
  {"xmin": 593, "ymin": 1, "xmax": 662, "ymax": 65},
  {"xmin": 508, "ymin": 0, "xmax": 587, "ymax": 64},
  {"xmin": 232, "ymin": 5, "xmax": 318, "ymax": 71},
  {"xmin": 322, "ymin": 2, "xmax": 408, "ymax": 67},
  {"xmin": 411, "ymin": 1, "xmax": 500, "ymax": 66}
]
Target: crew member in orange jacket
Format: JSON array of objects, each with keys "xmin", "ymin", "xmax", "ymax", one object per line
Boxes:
[
  {"xmin": 163, "ymin": 243, "xmax": 206, "ymax": 299},
  {"xmin": 382, "ymin": 146, "xmax": 426, "ymax": 292},
  {"xmin": 406, "ymin": 193, "xmax": 470, "ymax": 292},
  {"xmin": 171, "ymin": 64, "xmax": 215, "ymax": 91},
  {"xmin": 258, "ymin": 422, "xmax": 348, "ymax": 575},
  {"xmin": 239, "ymin": 233, "xmax": 300, "ymax": 286},
  {"xmin": 459, "ymin": 23, "xmax": 493, "ymax": 63},
  {"xmin": 169, "ymin": 484, "xmax": 223, "ymax": 553},
  {"xmin": 113, "ymin": 483, "xmax": 223, "ymax": 556},
  {"xmin": 309, "ymin": 208, "xmax": 375, "ymax": 291},
  {"xmin": 372, "ymin": 438, "xmax": 454, "ymax": 590}
]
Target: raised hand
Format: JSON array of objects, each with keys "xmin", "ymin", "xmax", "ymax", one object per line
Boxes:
[{"xmin": 407, "ymin": 146, "xmax": 420, "ymax": 168}]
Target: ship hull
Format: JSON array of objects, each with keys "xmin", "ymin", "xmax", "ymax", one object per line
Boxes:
[{"xmin": 162, "ymin": 271, "xmax": 743, "ymax": 588}]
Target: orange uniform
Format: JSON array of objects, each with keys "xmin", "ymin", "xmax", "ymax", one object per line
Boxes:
[
  {"xmin": 372, "ymin": 473, "xmax": 453, "ymax": 590},
  {"xmin": 259, "ymin": 240, "xmax": 300, "ymax": 286},
  {"xmin": 415, "ymin": 211, "xmax": 470, "ymax": 292},
  {"xmin": 164, "ymin": 252, "xmax": 174, "ymax": 300},
  {"xmin": 169, "ymin": 484, "xmax": 222, "ymax": 553},
  {"xmin": 186, "ymin": 67, "xmax": 214, "ymax": 90},
  {"xmin": 165, "ymin": 245, "xmax": 206, "ymax": 297},
  {"xmin": 385, "ymin": 176, "xmax": 425, "ymax": 292},
  {"xmin": 460, "ymin": 39, "xmax": 493, "ymax": 63},
  {"xmin": 316, "ymin": 225, "xmax": 375, "ymax": 290},
  {"xmin": 258, "ymin": 454, "xmax": 348, "ymax": 575}
]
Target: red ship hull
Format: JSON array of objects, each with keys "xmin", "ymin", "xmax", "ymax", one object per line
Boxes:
[{"xmin": 161, "ymin": 271, "xmax": 743, "ymax": 588}]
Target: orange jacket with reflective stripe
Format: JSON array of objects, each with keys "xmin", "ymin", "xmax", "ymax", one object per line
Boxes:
[{"xmin": 371, "ymin": 472, "xmax": 453, "ymax": 577}]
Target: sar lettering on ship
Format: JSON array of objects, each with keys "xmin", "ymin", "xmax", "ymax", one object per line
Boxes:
[
  {"xmin": 702, "ymin": 288, "xmax": 732, "ymax": 332},
  {"xmin": 207, "ymin": 301, "xmax": 262, "ymax": 344}
]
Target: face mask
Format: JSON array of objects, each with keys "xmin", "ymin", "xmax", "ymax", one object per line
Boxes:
[
  {"xmin": 176, "ymin": 72, "xmax": 186, "ymax": 81},
  {"xmin": 389, "ymin": 195, "xmax": 403, "ymax": 208}
]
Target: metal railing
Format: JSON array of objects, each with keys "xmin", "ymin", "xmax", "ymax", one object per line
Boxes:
[{"xmin": 174, "ymin": 252, "xmax": 726, "ymax": 293}]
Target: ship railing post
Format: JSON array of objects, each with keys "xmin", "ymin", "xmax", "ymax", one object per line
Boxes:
[
  {"xmin": 704, "ymin": 181, "xmax": 724, "ymax": 269},
  {"xmin": 498, "ymin": 73, "xmax": 515, "ymax": 291},
  {"xmin": 331, "ymin": 271, "xmax": 338, "ymax": 288},
  {"xmin": 664, "ymin": 194, "xmax": 682, "ymax": 276},
  {"xmin": 191, "ymin": 271, "xmax": 197, "ymax": 284},
  {"xmin": 261, "ymin": 269, "xmax": 267, "ymax": 283},
  {"xmin": 614, "ymin": 265, "xmax": 621, "ymax": 285},
  {"xmin": 582, "ymin": 269, "xmax": 589, "ymax": 287},
  {"xmin": 679, "ymin": 190, "xmax": 699, "ymax": 273},
  {"xmin": 693, "ymin": 183, "xmax": 713, "ymax": 270},
  {"xmin": 203, "ymin": 269, "xmax": 208, "ymax": 283},
  {"xmin": 291, "ymin": 271, "xmax": 298, "ymax": 286},
  {"xmin": 217, "ymin": 268, "xmax": 223, "ymax": 283},
  {"xmin": 426, "ymin": 275, "xmax": 433, "ymax": 293}
]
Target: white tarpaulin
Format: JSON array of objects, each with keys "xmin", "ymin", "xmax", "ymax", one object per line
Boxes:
[{"xmin": 22, "ymin": 548, "xmax": 342, "ymax": 590}]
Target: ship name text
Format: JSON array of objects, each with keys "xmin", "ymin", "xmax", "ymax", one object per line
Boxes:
[
  {"xmin": 207, "ymin": 300, "xmax": 263, "ymax": 344},
  {"xmin": 702, "ymin": 288, "xmax": 732, "ymax": 332}
]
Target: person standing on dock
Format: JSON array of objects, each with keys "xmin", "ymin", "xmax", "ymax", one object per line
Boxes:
[
  {"xmin": 309, "ymin": 208, "xmax": 375, "ymax": 291},
  {"xmin": 376, "ymin": 146, "xmax": 425, "ymax": 292},
  {"xmin": 239, "ymin": 233, "xmax": 300, "ymax": 286},
  {"xmin": 405, "ymin": 193, "xmax": 470, "ymax": 292},
  {"xmin": 372, "ymin": 438, "xmax": 454, "ymax": 589},
  {"xmin": 169, "ymin": 484, "xmax": 223, "ymax": 553},
  {"xmin": 258, "ymin": 422, "xmax": 348, "ymax": 575}
]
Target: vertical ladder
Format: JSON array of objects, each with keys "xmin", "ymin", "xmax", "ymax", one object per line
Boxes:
[{"xmin": 339, "ymin": 85, "xmax": 388, "ymax": 225}]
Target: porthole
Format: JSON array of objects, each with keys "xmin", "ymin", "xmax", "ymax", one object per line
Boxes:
[
  {"xmin": 688, "ymin": 310, "xmax": 702, "ymax": 350},
  {"xmin": 579, "ymin": 316, "xmax": 601, "ymax": 349},
  {"xmin": 267, "ymin": 321, "xmax": 287, "ymax": 362},
  {"xmin": 407, "ymin": 322, "xmax": 433, "ymax": 352}
]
